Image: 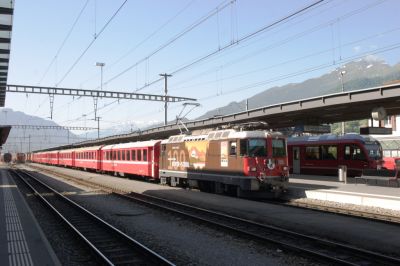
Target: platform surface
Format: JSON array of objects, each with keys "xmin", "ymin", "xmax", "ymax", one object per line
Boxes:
[
  {"xmin": 0, "ymin": 168, "xmax": 60, "ymax": 266},
  {"xmin": 288, "ymin": 174, "xmax": 400, "ymax": 210}
]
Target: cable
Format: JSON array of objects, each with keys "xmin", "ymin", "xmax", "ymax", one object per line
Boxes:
[
  {"xmin": 132, "ymin": 0, "xmax": 327, "ymax": 93},
  {"xmin": 171, "ymin": 26, "xmax": 400, "ymax": 92},
  {"xmin": 56, "ymin": 0, "xmax": 128, "ymax": 87},
  {"xmin": 59, "ymin": 0, "xmax": 329, "ymax": 124},
  {"xmin": 37, "ymin": 0, "xmax": 90, "ymax": 86},
  {"xmin": 198, "ymin": 42, "xmax": 400, "ymax": 102},
  {"xmin": 102, "ymin": 0, "xmax": 234, "ymax": 89},
  {"xmin": 78, "ymin": 0, "xmax": 196, "ymax": 87}
]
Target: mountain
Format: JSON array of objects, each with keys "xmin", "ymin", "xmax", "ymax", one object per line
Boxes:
[
  {"xmin": 197, "ymin": 58, "xmax": 400, "ymax": 119},
  {"xmin": 0, "ymin": 108, "xmax": 82, "ymax": 153},
  {"xmin": 79, "ymin": 120, "xmax": 162, "ymax": 140}
]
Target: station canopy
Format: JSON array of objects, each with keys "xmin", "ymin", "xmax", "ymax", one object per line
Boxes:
[
  {"xmin": 0, "ymin": 0, "xmax": 14, "ymax": 106},
  {"xmin": 0, "ymin": 125, "xmax": 11, "ymax": 147}
]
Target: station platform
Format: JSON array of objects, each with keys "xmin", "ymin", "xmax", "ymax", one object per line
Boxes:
[
  {"xmin": 0, "ymin": 168, "xmax": 60, "ymax": 266},
  {"xmin": 287, "ymin": 174, "xmax": 400, "ymax": 211}
]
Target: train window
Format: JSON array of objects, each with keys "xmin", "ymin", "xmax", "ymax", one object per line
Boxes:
[
  {"xmin": 131, "ymin": 150, "xmax": 136, "ymax": 161},
  {"xmin": 240, "ymin": 139, "xmax": 248, "ymax": 156},
  {"xmin": 321, "ymin": 145, "xmax": 337, "ymax": 160},
  {"xmin": 344, "ymin": 145, "xmax": 351, "ymax": 160},
  {"xmin": 161, "ymin": 144, "xmax": 166, "ymax": 153},
  {"xmin": 215, "ymin": 132, "xmax": 222, "ymax": 139},
  {"xmin": 118, "ymin": 151, "xmax": 121, "ymax": 161},
  {"xmin": 122, "ymin": 151, "xmax": 125, "ymax": 161},
  {"xmin": 272, "ymin": 139, "xmax": 286, "ymax": 157},
  {"xmin": 127, "ymin": 150, "xmax": 130, "ymax": 161},
  {"xmin": 137, "ymin": 150, "xmax": 142, "ymax": 161},
  {"xmin": 352, "ymin": 146, "xmax": 366, "ymax": 161},
  {"xmin": 249, "ymin": 139, "xmax": 267, "ymax": 156},
  {"xmin": 222, "ymin": 131, "xmax": 230, "ymax": 138},
  {"xmin": 143, "ymin": 150, "xmax": 148, "ymax": 161},
  {"xmin": 305, "ymin": 146, "xmax": 319, "ymax": 160},
  {"xmin": 229, "ymin": 141, "xmax": 237, "ymax": 156},
  {"xmin": 113, "ymin": 151, "xmax": 116, "ymax": 160}
]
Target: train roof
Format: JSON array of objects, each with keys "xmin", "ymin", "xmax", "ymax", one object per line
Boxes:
[
  {"xmin": 102, "ymin": 140, "xmax": 162, "ymax": 150},
  {"xmin": 73, "ymin": 145, "xmax": 104, "ymax": 152},
  {"xmin": 162, "ymin": 129, "xmax": 283, "ymax": 144},
  {"xmin": 288, "ymin": 134, "xmax": 380, "ymax": 145}
]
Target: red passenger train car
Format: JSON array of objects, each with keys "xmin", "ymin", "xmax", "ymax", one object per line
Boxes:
[
  {"xmin": 75, "ymin": 146, "xmax": 102, "ymax": 170},
  {"xmin": 288, "ymin": 134, "xmax": 383, "ymax": 177},
  {"xmin": 59, "ymin": 149, "xmax": 75, "ymax": 167},
  {"xmin": 101, "ymin": 140, "xmax": 161, "ymax": 179}
]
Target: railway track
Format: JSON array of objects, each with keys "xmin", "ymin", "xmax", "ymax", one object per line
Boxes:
[
  {"xmin": 20, "ymin": 164, "xmax": 400, "ymax": 265},
  {"xmin": 26, "ymin": 163, "xmax": 400, "ymax": 225},
  {"xmin": 117, "ymin": 191, "xmax": 400, "ymax": 266},
  {"xmin": 10, "ymin": 169, "xmax": 174, "ymax": 266}
]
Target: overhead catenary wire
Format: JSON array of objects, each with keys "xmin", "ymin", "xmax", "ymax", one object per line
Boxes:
[
  {"xmin": 56, "ymin": 0, "xmax": 128, "ymax": 87},
  {"xmin": 58, "ymin": 0, "xmax": 394, "ymax": 130},
  {"xmin": 102, "ymin": 0, "xmax": 235, "ymax": 90},
  {"xmin": 37, "ymin": 0, "xmax": 90, "ymax": 86},
  {"xmin": 132, "ymin": 0, "xmax": 327, "ymax": 93},
  {"xmin": 78, "ymin": 0, "xmax": 196, "ymax": 88},
  {"xmin": 59, "ymin": 0, "xmax": 330, "ymax": 125}
]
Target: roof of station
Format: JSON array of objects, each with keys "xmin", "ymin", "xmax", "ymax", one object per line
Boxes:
[
  {"xmin": 0, "ymin": 125, "xmax": 11, "ymax": 146},
  {"xmin": 0, "ymin": 0, "xmax": 14, "ymax": 106},
  {"xmin": 39, "ymin": 82, "xmax": 400, "ymax": 152}
]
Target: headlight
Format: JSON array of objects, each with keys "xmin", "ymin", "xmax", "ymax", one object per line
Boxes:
[{"xmin": 248, "ymin": 166, "xmax": 257, "ymax": 172}]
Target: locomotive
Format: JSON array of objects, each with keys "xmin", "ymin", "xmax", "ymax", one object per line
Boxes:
[{"xmin": 31, "ymin": 129, "xmax": 289, "ymax": 198}]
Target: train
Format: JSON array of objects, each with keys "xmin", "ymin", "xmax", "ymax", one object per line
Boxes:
[
  {"xmin": 288, "ymin": 134, "xmax": 383, "ymax": 177},
  {"xmin": 382, "ymin": 157, "xmax": 400, "ymax": 170},
  {"xmin": 1, "ymin": 153, "xmax": 12, "ymax": 163},
  {"xmin": 15, "ymin": 153, "xmax": 26, "ymax": 164},
  {"xmin": 29, "ymin": 129, "xmax": 290, "ymax": 198}
]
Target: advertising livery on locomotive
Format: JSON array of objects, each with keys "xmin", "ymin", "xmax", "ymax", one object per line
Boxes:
[{"xmin": 30, "ymin": 129, "xmax": 289, "ymax": 198}]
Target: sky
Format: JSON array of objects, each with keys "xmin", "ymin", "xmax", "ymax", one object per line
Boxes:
[{"xmin": 5, "ymin": 0, "xmax": 400, "ymax": 136}]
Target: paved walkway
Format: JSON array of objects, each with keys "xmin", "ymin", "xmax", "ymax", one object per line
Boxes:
[{"xmin": 0, "ymin": 168, "xmax": 60, "ymax": 266}]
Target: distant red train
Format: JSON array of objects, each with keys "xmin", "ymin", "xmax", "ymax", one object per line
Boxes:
[
  {"xmin": 288, "ymin": 134, "xmax": 383, "ymax": 177},
  {"xmin": 382, "ymin": 157, "xmax": 400, "ymax": 170},
  {"xmin": 30, "ymin": 129, "xmax": 289, "ymax": 198}
]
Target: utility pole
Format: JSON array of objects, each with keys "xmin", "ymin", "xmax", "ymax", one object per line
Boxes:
[
  {"xmin": 96, "ymin": 117, "xmax": 101, "ymax": 139},
  {"xmin": 28, "ymin": 135, "xmax": 31, "ymax": 153},
  {"xmin": 159, "ymin": 73, "xmax": 172, "ymax": 126},
  {"xmin": 340, "ymin": 70, "xmax": 346, "ymax": 135}
]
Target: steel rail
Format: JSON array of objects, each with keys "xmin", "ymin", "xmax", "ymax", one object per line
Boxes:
[
  {"xmin": 11, "ymin": 169, "xmax": 174, "ymax": 266},
  {"xmin": 22, "ymin": 164, "xmax": 400, "ymax": 265}
]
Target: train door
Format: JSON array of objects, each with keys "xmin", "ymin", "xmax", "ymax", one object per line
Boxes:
[
  {"xmin": 160, "ymin": 144, "xmax": 167, "ymax": 170},
  {"xmin": 97, "ymin": 148, "xmax": 102, "ymax": 171},
  {"xmin": 292, "ymin": 147, "xmax": 300, "ymax": 174},
  {"xmin": 344, "ymin": 144, "xmax": 368, "ymax": 176}
]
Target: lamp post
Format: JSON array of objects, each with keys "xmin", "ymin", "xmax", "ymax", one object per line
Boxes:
[
  {"xmin": 340, "ymin": 70, "xmax": 346, "ymax": 134},
  {"xmin": 95, "ymin": 62, "xmax": 105, "ymax": 91},
  {"xmin": 94, "ymin": 62, "xmax": 105, "ymax": 121}
]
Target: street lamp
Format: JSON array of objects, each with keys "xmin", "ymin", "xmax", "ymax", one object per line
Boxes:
[
  {"xmin": 340, "ymin": 70, "xmax": 346, "ymax": 92},
  {"xmin": 95, "ymin": 62, "xmax": 105, "ymax": 91},
  {"xmin": 339, "ymin": 70, "xmax": 346, "ymax": 134}
]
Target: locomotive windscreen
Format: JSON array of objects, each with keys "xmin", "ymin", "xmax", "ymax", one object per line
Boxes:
[
  {"xmin": 272, "ymin": 139, "xmax": 286, "ymax": 157},
  {"xmin": 365, "ymin": 143, "xmax": 382, "ymax": 160}
]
